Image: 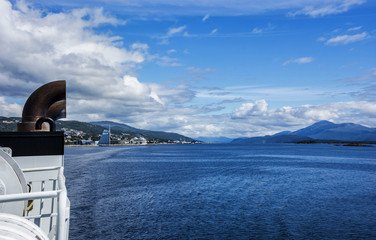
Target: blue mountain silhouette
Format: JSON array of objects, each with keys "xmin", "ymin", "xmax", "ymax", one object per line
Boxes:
[{"xmin": 231, "ymin": 120, "xmax": 376, "ymax": 143}]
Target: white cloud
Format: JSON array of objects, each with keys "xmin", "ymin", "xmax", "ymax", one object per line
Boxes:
[
  {"xmin": 131, "ymin": 43, "xmax": 149, "ymax": 51},
  {"xmin": 0, "ymin": 97, "xmax": 23, "ymax": 117},
  {"xmin": 1, "ymin": 0, "xmax": 374, "ymax": 139},
  {"xmin": 251, "ymin": 27, "xmax": 263, "ymax": 34},
  {"xmin": 167, "ymin": 49, "xmax": 177, "ymax": 54},
  {"xmin": 325, "ymin": 32, "xmax": 368, "ymax": 45},
  {"xmin": 122, "ymin": 75, "xmax": 149, "ymax": 96},
  {"xmin": 251, "ymin": 24, "xmax": 275, "ymax": 34},
  {"xmin": 232, "ymin": 100, "xmax": 268, "ymax": 118},
  {"xmin": 149, "ymin": 91, "xmax": 164, "ymax": 105},
  {"xmin": 48, "ymin": 0, "xmax": 367, "ymax": 17},
  {"xmin": 0, "ymin": 0, "xmax": 174, "ymax": 123},
  {"xmin": 210, "ymin": 28, "xmax": 218, "ymax": 35},
  {"xmin": 227, "ymin": 99, "xmax": 376, "ymax": 137},
  {"xmin": 347, "ymin": 26, "xmax": 362, "ymax": 31},
  {"xmin": 161, "ymin": 99, "xmax": 376, "ymax": 138},
  {"xmin": 202, "ymin": 14, "xmax": 210, "ymax": 22},
  {"xmin": 289, "ymin": 0, "xmax": 366, "ymax": 17},
  {"xmin": 158, "ymin": 25, "xmax": 187, "ymax": 44},
  {"xmin": 167, "ymin": 25, "xmax": 187, "ymax": 36},
  {"xmin": 156, "ymin": 55, "xmax": 182, "ymax": 66},
  {"xmin": 283, "ymin": 57, "xmax": 314, "ymax": 66}
]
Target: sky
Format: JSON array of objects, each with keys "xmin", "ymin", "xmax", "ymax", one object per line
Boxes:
[{"xmin": 0, "ymin": 0, "xmax": 375, "ymax": 138}]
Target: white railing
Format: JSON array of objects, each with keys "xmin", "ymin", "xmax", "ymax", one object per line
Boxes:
[
  {"xmin": 56, "ymin": 167, "xmax": 69, "ymax": 240},
  {"xmin": 0, "ymin": 167, "xmax": 70, "ymax": 240}
]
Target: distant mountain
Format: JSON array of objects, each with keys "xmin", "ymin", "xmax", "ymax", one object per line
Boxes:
[
  {"xmin": 291, "ymin": 120, "xmax": 336, "ymax": 137},
  {"xmin": 56, "ymin": 120, "xmax": 107, "ymax": 136},
  {"xmin": 290, "ymin": 120, "xmax": 376, "ymax": 141},
  {"xmin": 196, "ymin": 136, "xmax": 233, "ymax": 143},
  {"xmin": 231, "ymin": 120, "xmax": 376, "ymax": 144},
  {"xmin": 272, "ymin": 131, "xmax": 292, "ymax": 136},
  {"xmin": 0, "ymin": 116, "xmax": 107, "ymax": 135},
  {"xmin": 0, "ymin": 117, "xmax": 107, "ymax": 140},
  {"xmin": 91, "ymin": 121, "xmax": 138, "ymax": 132},
  {"xmin": 91, "ymin": 121, "xmax": 195, "ymax": 142},
  {"xmin": 231, "ymin": 134, "xmax": 312, "ymax": 144}
]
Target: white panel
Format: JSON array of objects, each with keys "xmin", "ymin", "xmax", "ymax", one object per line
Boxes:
[{"xmin": 14, "ymin": 155, "xmax": 63, "ymax": 169}]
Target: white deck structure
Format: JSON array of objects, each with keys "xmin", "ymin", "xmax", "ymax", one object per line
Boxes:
[{"xmin": 0, "ymin": 134, "xmax": 70, "ymax": 240}]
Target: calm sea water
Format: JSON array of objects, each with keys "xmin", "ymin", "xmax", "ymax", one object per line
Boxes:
[{"xmin": 64, "ymin": 144, "xmax": 376, "ymax": 239}]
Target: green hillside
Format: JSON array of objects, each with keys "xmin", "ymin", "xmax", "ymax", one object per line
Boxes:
[
  {"xmin": 91, "ymin": 121, "xmax": 196, "ymax": 142},
  {"xmin": 0, "ymin": 117, "xmax": 196, "ymax": 143},
  {"xmin": 0, "ymin": 117, "xmax": 19, "ymax": 131}
]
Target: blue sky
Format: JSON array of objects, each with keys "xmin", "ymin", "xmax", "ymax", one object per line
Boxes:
[{"xmin": 0, "ymin": 0, "xmax": 375, "ymax": 138}]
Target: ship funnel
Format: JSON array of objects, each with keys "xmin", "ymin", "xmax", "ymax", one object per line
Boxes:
[{"xmin": 17, "ymin": 80, "xmax": 66, "ymax": 132}]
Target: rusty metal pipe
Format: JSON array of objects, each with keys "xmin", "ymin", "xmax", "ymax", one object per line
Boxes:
[
  {"xmin": 17, "ymin": 80, "xmax": 66, "ymax": 132},
  {"xmin": 46, "ymin": 100, "xmax": 66, "ymax": 120}
]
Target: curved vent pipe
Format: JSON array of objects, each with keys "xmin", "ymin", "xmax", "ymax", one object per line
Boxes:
[{"xmin": 17, "ymin": 80, "xmax": 66, "ymax": 132}]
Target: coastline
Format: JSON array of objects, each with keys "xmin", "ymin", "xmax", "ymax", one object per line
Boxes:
[{"xmin": 64, "ymin": 142, "xmax": 202, "ymax": 147}]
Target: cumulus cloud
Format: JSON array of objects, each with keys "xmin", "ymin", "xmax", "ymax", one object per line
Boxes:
[
  {"xmin": 0, "ymin": 97, "xmax": 23, "ymax": 117},
  {"xmin": 163, "ymin": 99, "xmax": 376, "ymax": 138},
  {"xmin": 1, "ymin": 0, "xmax": 374, "ymax": 139},
  {"xmin": 282, "ymin": 57, "xmax": 314, "ymax": 66},
  {"xmin": 232, "ymin": 100, "xmax": 268, "ymax": 118},
  {"xmin": 231, "ymin": 99, "xmax": 376, "ymax": 132},
  {"xmin": 0, "ymin": 0, "xmax": 187, "ymax": 123},
  {"xmin": 325, "ymin": 32, "xmax": 369, "ymax": 45}
]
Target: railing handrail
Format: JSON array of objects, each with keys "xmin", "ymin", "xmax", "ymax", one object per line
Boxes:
[
  {"xmin": 0, "ymin": 166, "xmax": 69, "ymax": 240},
  {"xmin": 56, "ymin": 167, "xmax": 68, "ymax": 240},
  {"xmin": 0, "ymin": 190, "xmax": 60, "ymax": 203}
]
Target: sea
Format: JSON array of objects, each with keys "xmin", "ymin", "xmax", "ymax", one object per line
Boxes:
[{"xmin": 64, "ymin": 143, "xmax": 376, "ymax": 240}]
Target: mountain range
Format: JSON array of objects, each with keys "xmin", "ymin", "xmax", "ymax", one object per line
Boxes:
[
  {"xmin": 91, "ymin": 121, "xmax": 195, "ymax": 142},
  {"xmin": 0, "ymin": 117, "xmax": 195, "ymax": 142},
  {"xmin": 2, "ymin": 117, "xmax": 375, "ymax": 144},
  {"xmin": 231, "ymin": 120, "xmax": 376, "ymax": 144}
]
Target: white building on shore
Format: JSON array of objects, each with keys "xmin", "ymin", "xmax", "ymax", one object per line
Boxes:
[{"xmin": 130, "ymin": 136, "xmax": 147, "ymax": 145}]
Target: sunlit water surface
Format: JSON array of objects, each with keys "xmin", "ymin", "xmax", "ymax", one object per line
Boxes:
[{"xmin": 64, "ymin": 144, "xmax": 376, "ymax": 239}]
